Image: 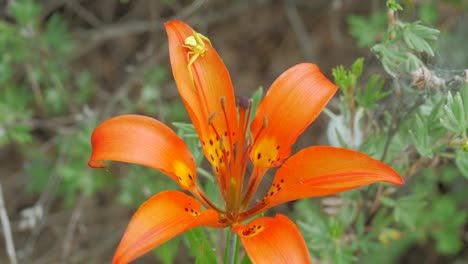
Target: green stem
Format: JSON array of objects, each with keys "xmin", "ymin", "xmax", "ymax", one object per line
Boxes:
[{"xmin": 224, "ymin": 230, "xmax": 239, "ymax": 264}]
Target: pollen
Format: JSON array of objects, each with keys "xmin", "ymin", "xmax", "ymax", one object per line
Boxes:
[
  {"xmin": 241, "ymin": 224, "xmax": 265, "ymax": 237},
  {"xmin": 173, "ymin": 161, "xmax": 195, "ymax": 189},
  {"xmin": 251, "ymin": 138, "xmax": 280, "ymax": 167}
]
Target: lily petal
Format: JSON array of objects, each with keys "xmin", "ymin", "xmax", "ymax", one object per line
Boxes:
[
  {"xmin": 232, "ymin": 214, "xmax": 311, "ymax": 264},
  {"xmin": 263, "ymin": 146, "xmax": 404, "ymax": 210},
  {"xmin": 250, "ymin": 63, "xmax": 337, "ymax": 167},
  {"xmin": 165, "ymin": 20, "xmax": 238, "ymax": 172},
  {"xmin": 88, "ymin": 115, "xmax": 197, "ymax": 190},
  {"xmin": 113, "ymin": 191, "xmax": 222, "ymax": 264}
]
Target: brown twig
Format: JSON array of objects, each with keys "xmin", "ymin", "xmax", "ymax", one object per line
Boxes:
[
  {"xmin": 25, "ymin": 63, "xmax": 45, "ymax": 116},
  {"xmin": 283, "ymin": 0, "xmax": 315, "ymax": 62},
  {"xmin": 65, "ymin": 1, "xmax": 104, "ymax": 28},
  {"xmin": 72, "ymin": 0, "xmax": 208, "ymax": 58},
  {"xmin": 100, "ymin": 42, "xmax": 168, "ymax": 119},
  {"xmin": 20, "ymin": 151, "xmax": 69, "ymax": 261},
  {"xmin": 0, "ymin": 181, "xmax": 18, "ymax": 264},
  {"xmin": 61, "ymin": 192, "xmax": 85, "ymax": 260}
]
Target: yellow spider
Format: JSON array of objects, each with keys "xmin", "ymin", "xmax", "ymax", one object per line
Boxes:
[{"xmin": 183, "ymin": 31, "xmax": 211, "ymax": 84}]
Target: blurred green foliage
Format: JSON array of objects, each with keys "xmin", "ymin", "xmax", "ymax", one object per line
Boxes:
[
  {"xmin": 322, "ymin": 1, "xmax": 468, "ymax": 263},
  {"xmin": 1, "ymin": 0, "xmax": 467, "ymax": 263}
]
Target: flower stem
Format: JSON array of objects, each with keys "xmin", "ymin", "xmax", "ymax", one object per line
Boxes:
[{"xmin": 224, "ymin": 230, "xmax": 239, "ymax": 264}]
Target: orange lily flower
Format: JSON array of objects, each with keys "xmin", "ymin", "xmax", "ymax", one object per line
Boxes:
[{"xmin": 89, "ymin": 20, "xmax": 404, "ymax": 264}]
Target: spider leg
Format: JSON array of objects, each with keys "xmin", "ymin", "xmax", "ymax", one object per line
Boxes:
[
  {"xmin": 195, "ymin": 32, "xmax": 211, "ymax": 47},
  {"xmin": 187, "ymin": 52, "xmax": 199, "ymax": 85}
]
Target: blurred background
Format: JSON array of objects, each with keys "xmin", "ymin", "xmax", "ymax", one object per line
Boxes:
[{"xmin": 0, "ymin": 0, "xmax": 467, "ymax": 263}]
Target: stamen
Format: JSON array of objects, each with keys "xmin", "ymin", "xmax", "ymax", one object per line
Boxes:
[
  {"xmin": 241, "ymin": 98, "xmax": 253, "ymax": 146},
  {"xmin": 231, "ymin": 97, "xmax": 253, "ymax": 212},
  {"xmin": 220, "ymin": 96, "xmax": 234, "ymax": 154},
  {"xmin": 240, "ymin": 166, "xmax": 268, "ymax": 210}
]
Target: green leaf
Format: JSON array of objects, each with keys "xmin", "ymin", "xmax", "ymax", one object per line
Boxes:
[
  {"xmin": 240, "ymin": 254, "xmax": 253, "ymax": 264},
  {"xmin": 9, "ymin": 123, "xmax": 33, "ymax": 145},
  {"xmin": 372, "ymin": 44, "xmax": 408, "ymax": 77},
  {"xmin": 441, "ymin": 89, "xmax": 467, "ymax": 134},
  {"xmin": 348, "ymin": 12, "xmax": 387, "ymax": 47},
  {"xmin": 430, "ymin": 196, "xmax": 467, "ymax": 255},
  {"xmin": 250, "ymin": 86, "xmax": 263, "ymax": 117},
  {"xmin": 403, "ymin": 53, "xmax": 424, "ymax": 72},
  {"xmin": 386, "ymin": 0, "xmax": 403, "ymax": 11},
  {"xmin": 332, "ymin": 58, "xmax": 365, "ymax": 96},
  {"xmin": 379, "ymin": 196, "xmax": 396, "ymax": 207},
  {"xmin": 409, "ymin": 113, "xmax": 433, "ymax": 158},
  {"xmin": 394, "ymin": 193, "xmax": 427, "ymax": 229},
  {"xmin": 418, "ymin": 2, "xmax": 439, "ymax": 24},
  {"xmin": 455, "ymin": 149, "xmax": 468, "ymax": 179},
  {"xmin": 356, "ymin": 75, "xmax": 391, "ymax": 108},
  {"xmin": 10, "ymin": 0, "xmax": 41, "ymax": 28},
  {"xmin": 351, "ymin": 57, "xmax": 364, "ymax": 77},
  {"xmin": 153, "ymin": 236, "xmax": 181, "ymax": 264},
  {"xmin": 42, "ymin": 14, "xmax": 75, "ymax": 58},
  {"xmin": 402, "ymin": 23, "xmax": 439, "ymax": 56},
  {"xmin": 184, "ymin": 227, "xmax": 218, "ymax": 264}
]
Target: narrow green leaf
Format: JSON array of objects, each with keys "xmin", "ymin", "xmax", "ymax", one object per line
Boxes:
[
  {"xmin": 250, "ymin": 86, "xmax": 263, "ymax": 118},
  {"xmin": 409, "ymin": 113, "xmax": 433, "ymax": 158},
  {"xmin": 184, "ymin": 227, "xmax": 218, "ymax": 264},
  {"xmin": 379, "ymin": 196, "xmax": 396, "ymax": 207},
  {"xmin": 455, "ymin": 150, "xmax": 468, "ymax": 179},
  {"xmin": 153, "ymin": 236, "xmax": 181, "ymax": 264}
]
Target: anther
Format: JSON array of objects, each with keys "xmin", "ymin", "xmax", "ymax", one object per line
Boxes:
[
  {"xmin": 237, "ymin": 96, "xmax": 250, "ymax": 110},
  {"xmin": 263, "ymin": 116, "xmax": 269, "ymax": 129},
  {"xmin": 208, "ymin": 112, "xmax": 216, "ymax": 125},
  {"xmin": 220, "ymin": 96, "xmax": 226, "ymax": 108}
]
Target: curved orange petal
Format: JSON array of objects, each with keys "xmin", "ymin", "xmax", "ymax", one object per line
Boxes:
[
  {"xmin": 232, "ymin": 214, "xmax": 311, "ymax": 264},
  {"xmin": 250, "ymin": 63, "xmax": 338, "ymax": 168},
  {"xmin": 262, "ymin": 146, "xmax": 404, "ymax": 210},
  {"xmin": 165, "ymin": 20, "xmax": 238, "ymax": 173},
  {"xmin": 88, "ymin": 115, "xmax": 197, "ymax": 190},
  {"xmin": 113, "ymin": 190, "xmax": 222, "ymax": 264}
]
